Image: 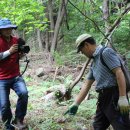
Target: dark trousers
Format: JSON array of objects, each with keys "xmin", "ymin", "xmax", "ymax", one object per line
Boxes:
[
  {"xmin": 93, "ymin": 87, "xmax": 130, "ymax": 130},
  {"xmin": 0, "ymin": 76, "xmax": 28, "ymax": 128}
]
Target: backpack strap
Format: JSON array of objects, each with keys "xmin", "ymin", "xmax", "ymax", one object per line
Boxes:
[
  {"xmin": 100, "ymin": 47, "xmax": 130, "ymax": 94},
  {"xmin": 100, "ymin": 46, "xmax": 110, "ymax": 70}
]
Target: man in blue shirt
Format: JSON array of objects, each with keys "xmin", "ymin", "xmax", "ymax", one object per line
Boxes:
[{"xmin": 65, "ymin": 33, "xmax": 130, "ymax": 130}]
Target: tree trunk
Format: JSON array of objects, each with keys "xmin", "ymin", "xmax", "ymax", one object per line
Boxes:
[
  {"xmin": 48, "ymin": 0, "xmax": 54, "ymax": 43},
  {"xmin": 102, "ymin": 0, "xmax": 113, "ymax": 47},
  {"xmin": 45, "ymin": 31, "xmax": 49, "ymax": 52},
  {"xmin": 103, "ymin": 0, "xmax": 110, "ymax": 33},
  {"xmin": 37, "ymin": 29, "xmax": 43, "ymax": 52},
  {"xmin": 50, "ymin": 0, "xmax": 68, "ymax": 53}
]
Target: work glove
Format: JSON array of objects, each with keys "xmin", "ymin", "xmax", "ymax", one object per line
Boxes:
[
  {"xmin": 64, "ymin": 103, "xmax": 79, "ymax": 115},
  {"xmin": 118, "ymin": 96, "xmax": 130, "ymax": 115}
]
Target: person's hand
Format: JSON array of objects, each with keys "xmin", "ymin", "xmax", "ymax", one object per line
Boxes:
[
  {"xmin": 118, "ymin": 96, "xmax": 130, "ymax": 115},
  {"xmin": 64, "ymin": 103, "xmax": 79, "ymax": 115},
  {"xmin": 9, "ymin": 44, "xmax": 18, "ymax": 54}
]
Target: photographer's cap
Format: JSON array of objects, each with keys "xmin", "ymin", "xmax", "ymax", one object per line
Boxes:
[
  {"xmin": 76, "ymin": 33, "xmax": 92, "ymax": 52},
  {"xmin": 0, "ymin": 18, "xmax": 17, "ymax": 29}
]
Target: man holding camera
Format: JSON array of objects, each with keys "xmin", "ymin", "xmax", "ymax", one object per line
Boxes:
[{"xmin": 0, "ymin": 18, "xmax": 28, "ymax": 130}]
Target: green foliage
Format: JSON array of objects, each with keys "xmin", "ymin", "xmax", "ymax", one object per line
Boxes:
[
  {"xmin": 0, "ymin": 0, "xmax": 47, "ymax": 33},
  {"xmin": 79, "ymin": 99, "xmax": 96, "ymax": 118},
  {"xmin": 54, "ymin": 49, "xmax": 87, "ymax": 67},
  {"xmin": 113, "ymin": 23, "xmax": 130, "ymax": 42},
  {"xmin": 53, "ymin": 51, "xmax": 65, "ymax": 66},
  {"xmin": 64, "ymin": 0, "xmax": 104, "ymax": 43},
  {"xmin": 113, "ymin": 18, "xmax": 130, "ymax": 55},
  {"xmin": 64, "ymin": 75, "xmax": 73, "ymax": 86},
  {"xmin": 24, "ymin": 76, "xmax": 32, "ymax": 82}
]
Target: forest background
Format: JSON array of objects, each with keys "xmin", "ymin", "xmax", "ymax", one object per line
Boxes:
[{"xmin": 0, "ymin": 0, "xmax": 130, "ymax": 130}]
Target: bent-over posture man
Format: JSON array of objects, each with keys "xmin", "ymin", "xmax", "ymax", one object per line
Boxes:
[
  {"xmin": 0, "ymin": 18, "xmax": 28, "ymax": 130},
  {"xmin": 65, "ymin": 33, "xmax": 130, "ymax": 130}
]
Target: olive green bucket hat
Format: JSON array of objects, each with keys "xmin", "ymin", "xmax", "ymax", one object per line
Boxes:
[{"xmin": 76, "ymin": 33, "xmax": 92, "ymax": 52}]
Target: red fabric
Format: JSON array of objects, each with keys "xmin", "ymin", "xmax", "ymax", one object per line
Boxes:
[{"xmin": 0, "ymin": 36, "xmax": 20, "ymax": 79}]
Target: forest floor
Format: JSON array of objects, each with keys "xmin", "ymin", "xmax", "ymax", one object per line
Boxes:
[{"xmin": 0, "ymin": 52, "xmax": 113, "ymax": 130}]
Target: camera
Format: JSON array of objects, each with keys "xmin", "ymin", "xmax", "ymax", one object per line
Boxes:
[{"xmin": 18, "ymin": 38, "xmax": 30, "ymax": 53}]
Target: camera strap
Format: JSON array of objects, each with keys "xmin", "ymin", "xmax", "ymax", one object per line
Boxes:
[{"xmin": 20, "ymin": 54, "xmax": 30, "ymax": 76}]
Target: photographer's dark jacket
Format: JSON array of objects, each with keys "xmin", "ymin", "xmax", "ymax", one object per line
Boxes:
[{"xmin": 0, "ymin": 36, "xmax": 20, "ymax": 79}]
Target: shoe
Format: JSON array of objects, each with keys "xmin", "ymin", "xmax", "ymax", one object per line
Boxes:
[{"xmin": 11, "ymin": 118, "xmax": 27, "ymax": 130}]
